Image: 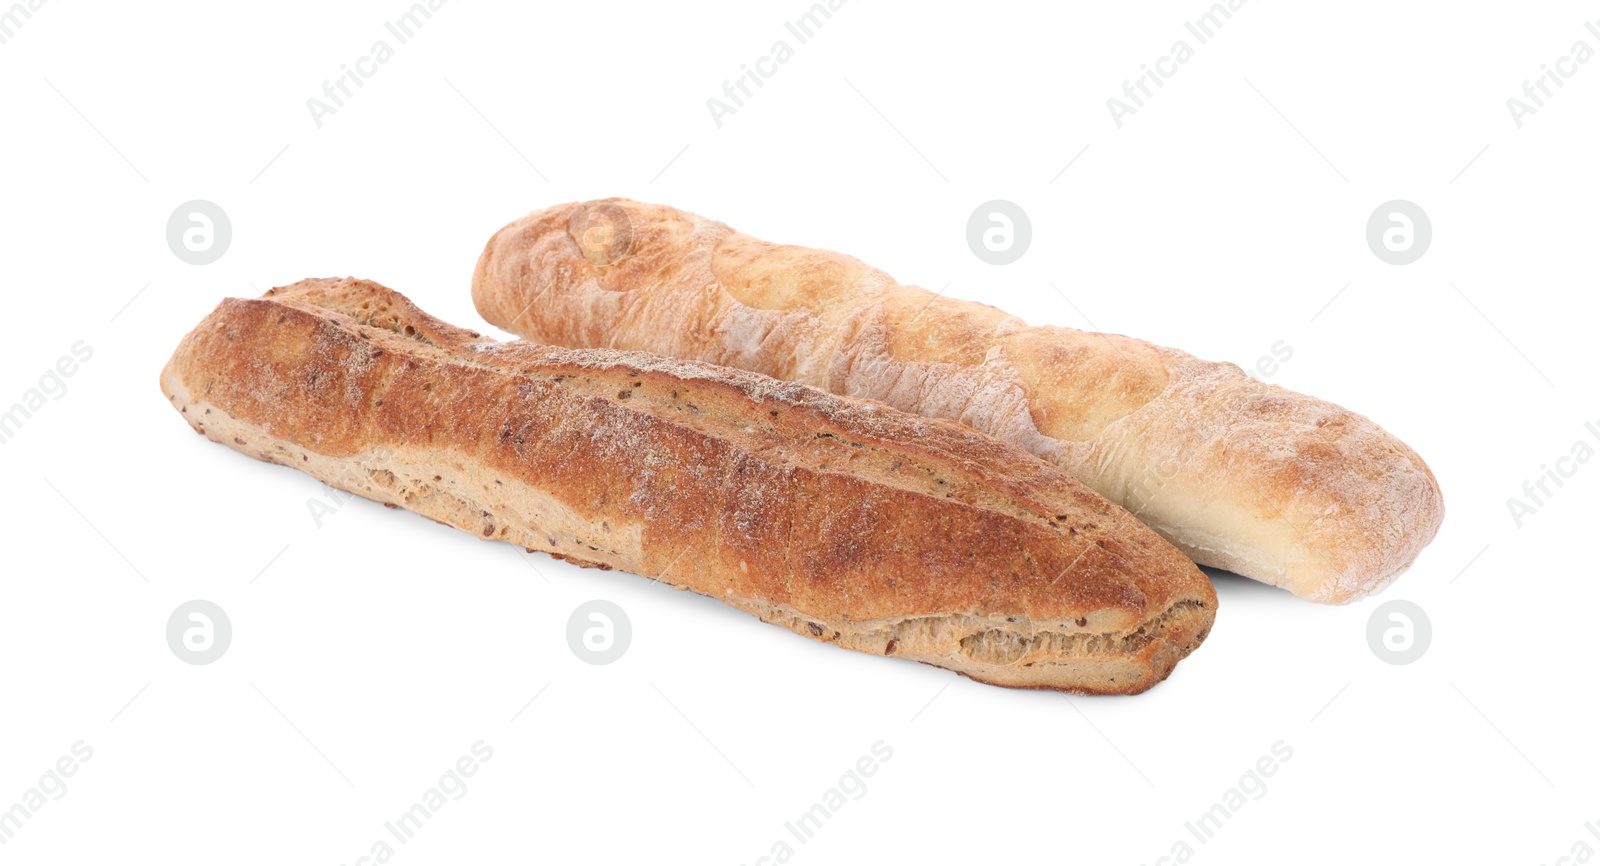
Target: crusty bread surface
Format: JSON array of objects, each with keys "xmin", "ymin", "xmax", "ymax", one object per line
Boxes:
[
  {"xmin": 472, "ymin": 199, "xmax": 1445, "ymax": 603},
  {"xmin": 161, "ymin": 278, "xmax": 1216, "ymax": 694}
]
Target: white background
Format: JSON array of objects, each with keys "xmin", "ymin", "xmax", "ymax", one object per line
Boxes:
[{"xmin": 2, "ymin": 1, "xmax": 1596, "ymax": 863}]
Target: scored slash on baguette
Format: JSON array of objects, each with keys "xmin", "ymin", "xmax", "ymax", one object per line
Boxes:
[{"xmin": 161, "ymin": 278, "xmax": 1216, "ymax": 694}]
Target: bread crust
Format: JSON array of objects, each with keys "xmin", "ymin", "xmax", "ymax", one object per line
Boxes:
[
  {"xmin": 161, "ymin": 278, "xmax": 1215, "ymax": 694},
  {"xmin": 473, "ymin": 200, "xmax": 1445, "ymax": 603}
]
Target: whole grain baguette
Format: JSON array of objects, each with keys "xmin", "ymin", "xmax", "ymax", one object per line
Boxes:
[
  {"xmin": 161, "ymin": 277, "xmax": 1215, "ymax": 694},
  {"xmin": 472, "ymin": 199, "xmax": 1445, "ymax": 603}
]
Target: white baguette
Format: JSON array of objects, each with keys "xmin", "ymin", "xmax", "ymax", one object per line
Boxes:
[{"xmin": 473, "ymin": 199, "xmax": 1445, "ymax": 603}]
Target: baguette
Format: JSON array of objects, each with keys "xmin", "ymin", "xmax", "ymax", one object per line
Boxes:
[
  {"xmin": 160, "ymin": 278, "xmax": 1216, "ymax": 694},
  {"xmin": 472, "ymin": 199, "xmax": 1445, "ymax": 603}
]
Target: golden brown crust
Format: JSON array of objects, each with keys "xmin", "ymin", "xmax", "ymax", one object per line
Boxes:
[
  {"xmin": 473, "ymin": 199, "xmax": 1445, "ymax": 603},
  {"xmin": 161, "ymin": 278, "xmax": 1215, "ymax": 694}
]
